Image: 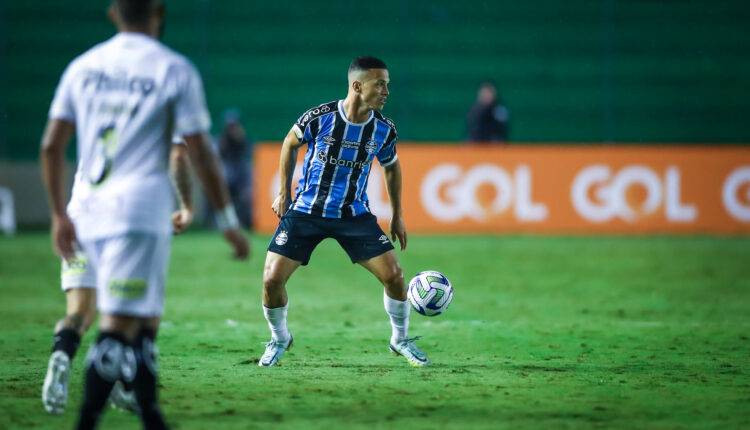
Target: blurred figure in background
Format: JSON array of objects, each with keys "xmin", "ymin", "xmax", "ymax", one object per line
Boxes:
[
  {"xmin": 466, "ymin": 81, "xmax": 510, "ymax": 143},
  {"xmin": 214, "ymin": 109, "xmax": 253, "ymax": 229},
  {"xmin": 39, "ymin": 1, "xmax": 248, "ymax": 427}
]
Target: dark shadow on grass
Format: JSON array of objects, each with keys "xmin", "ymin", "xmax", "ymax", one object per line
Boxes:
[
  {"xmin": 237, "ymin": 357, "xmax": 676, "ymax": 374},
  {"xmin": 511, "ymin": 364, "xmax": 578, "ymax": 373},
  {"xmin": 508, "ymin": 362, "xmax": 703, "ymax": 374},
  {"xmin": 509, "ymin": 411, "xmax": 609, "ymax": 423},
  {"xmin": 175, "ymin": 404, "xmax": 612, "ymax": 426},
  {"xmin": 246, "ymin": 361, "xmax": 495, "ymax": 371}
]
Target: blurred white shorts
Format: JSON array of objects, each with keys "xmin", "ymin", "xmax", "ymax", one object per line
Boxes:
[
  {"xmin": 79, "ymin": 232, "xmax": 171, "ymax": 318},
  {"xmin": 61, "ymin": 248, "xmax": 97, "ymax": 291}
]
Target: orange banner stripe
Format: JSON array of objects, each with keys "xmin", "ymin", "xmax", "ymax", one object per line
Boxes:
[{"xmin": 253, "ymin": 144, "xmax": 750, "ymax": 234}]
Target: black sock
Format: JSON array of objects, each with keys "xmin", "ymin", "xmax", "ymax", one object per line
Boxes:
[
  {"xmin": 52, "ymin": 328, "xmax": 81, "ymax": 360},
  {"xmin": 76, "ymin": 332, "xmax": 133, "ymax": 430},
  {"xmin": 133, "ymin": 328, "xmax": 168, "ymax": 430}
]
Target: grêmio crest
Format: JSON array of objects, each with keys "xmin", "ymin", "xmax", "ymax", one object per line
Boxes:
[{"xmin": 365, "ymin": 139, "xmax": 377, "ymax": 154}]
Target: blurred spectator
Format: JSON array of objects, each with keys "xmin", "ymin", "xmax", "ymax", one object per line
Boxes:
[
  {"xmin": 466, "ymin": 81, "xmax": 510, "ymax": 143},
  {"xmin": 213, "ymin": 109, "xmax": 253, "ymax": 229}
]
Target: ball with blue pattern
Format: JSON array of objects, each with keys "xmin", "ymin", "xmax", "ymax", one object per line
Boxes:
[{"xmin": 407, "ymin": 270, "xmax": 454, "ymax": 316}]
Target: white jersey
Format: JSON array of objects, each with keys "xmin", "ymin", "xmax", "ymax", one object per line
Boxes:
[{"xmin": 48, "ymin": 32, "xmax": 210, "ymax": 240}]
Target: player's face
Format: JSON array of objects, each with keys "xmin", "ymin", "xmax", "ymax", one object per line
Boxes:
[{"xmin": 360, "ymin": 69, "xmax": 390, "ymax": 111}]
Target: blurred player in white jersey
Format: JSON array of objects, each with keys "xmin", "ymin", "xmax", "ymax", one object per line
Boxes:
[
  {"xmin": 40, "ymin": 1, "xmax": 248, "ymax": 428},
  {"xmin": 42, "ymin": 140, "xmax": 247, "ymax": 416}
]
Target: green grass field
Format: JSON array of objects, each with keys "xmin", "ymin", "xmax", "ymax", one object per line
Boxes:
[{"xmin": 1, "ymin": 232, "xmax": 749, "ymax": 429}]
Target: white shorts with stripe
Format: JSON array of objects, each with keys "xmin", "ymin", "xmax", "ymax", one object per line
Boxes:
[
  {"xmin": 78, "ymin": 232, "xmax": 171, "ymax": 318},
  {"xmin": 61, "ymin": 248, "xmax": 97, "ymax": 291}
]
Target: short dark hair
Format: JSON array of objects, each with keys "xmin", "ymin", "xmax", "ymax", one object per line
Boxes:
[
  {"xmin": 348, "ymin": 56, "xmax": 387, "ymax": 74},
  {"xmin": 115, "ymin": 0, "xmax": 157, "ymax": 26}
]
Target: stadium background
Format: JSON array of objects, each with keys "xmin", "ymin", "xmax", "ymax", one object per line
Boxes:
[
  {"xmin": 3, "ymin": 0, "xmax": 750, "ymax": 160},
  {"xmin": 3, "ymin": 0, "xmax": 749, "ymax": 229}
]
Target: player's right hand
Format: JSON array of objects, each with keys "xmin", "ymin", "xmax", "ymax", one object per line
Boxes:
[
  {"xmin": 52, "ymin": 213, "xmax": 77, "ymax": 262},
  {"xmin": 172, "ymin": 207, "xmax": 194, "ymax": 234},
  {"xmin": 223, "ymin": 228, "xmax": 250, "ymax": 260},
  {"xmin": 272, "ymin": 195, "xmax": 290, "ymax": 218}
]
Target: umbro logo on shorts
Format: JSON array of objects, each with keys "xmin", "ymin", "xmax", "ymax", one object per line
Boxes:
[{"xmin": 378, "ymin": 234, "xmax": 389, "ymax": 244}]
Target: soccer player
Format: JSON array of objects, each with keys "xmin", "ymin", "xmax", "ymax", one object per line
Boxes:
[
  {"xmin": 41, "ymin": 144, "xmax": 248, "ymax": 415},
  {"xmin": 39, "ymin": 1, "xmax": 248, "ymax": 428},
  {"xmin": 259, "ymin": 56, "xmax": 429, "ymax": 367}
]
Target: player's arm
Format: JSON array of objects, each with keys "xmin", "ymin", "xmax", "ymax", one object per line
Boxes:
[
  {"xmin": 169, "ymin": 143, "xmax": 194, "ymax": 234},
  {"xmin": 183, "ymin": 133, "xmax": 249, "ymax": 259},
  {"xmin": 383, "ymin": 160, "xmax": 407, "ymax": 251},
  {"xmin": 40, "ymin": 119, "xmax": 76, "ymax": 260},
  {"xmin": 272, "ymin": 129, "xmax": 305, "ymax": 218}
]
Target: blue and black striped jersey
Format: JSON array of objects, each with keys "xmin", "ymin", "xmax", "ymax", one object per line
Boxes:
[{"xmin": 290, "ymin": 100, "xmax": 398, "ymax": 218}]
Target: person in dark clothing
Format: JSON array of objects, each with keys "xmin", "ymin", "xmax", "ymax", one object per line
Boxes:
[
  {"xmin": 466, "ymin": 81, "xmax": 510, "ymax": 143},
  {"xmin": 216, "ymin": 109, "xmax": 253, "ymax": 229}
]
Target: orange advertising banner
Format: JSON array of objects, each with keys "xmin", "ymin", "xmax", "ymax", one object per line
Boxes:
[{"xmin": 253, "ymin": 144, "xmax": 750, "ymax": 234}]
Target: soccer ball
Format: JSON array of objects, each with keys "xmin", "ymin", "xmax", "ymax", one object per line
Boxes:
[{"xmin": 407, "ymin": 271, "xmax": 454, "ymax": 316}]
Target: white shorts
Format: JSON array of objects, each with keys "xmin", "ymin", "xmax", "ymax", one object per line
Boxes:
[
  {"xmin": 79, "ymin": 232, "xmax": 172, "ymax": 318},
  {"xmin": 61, "ymin": 248, "xmax": 97, "ymax": 291}
]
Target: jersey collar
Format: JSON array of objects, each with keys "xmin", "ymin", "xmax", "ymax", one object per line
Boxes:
[
  {"xmin": 337, "ymin": 100, "xmax": 374, "ymax": 126},
  {"xmin": 114, "ymin": 32, "xmax": 159, "ymax": 46}
]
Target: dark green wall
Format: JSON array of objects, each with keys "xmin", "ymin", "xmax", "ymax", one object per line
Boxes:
[{"xmin": 3, "ymin": 0, "xmax": 749, "ymax": 160}]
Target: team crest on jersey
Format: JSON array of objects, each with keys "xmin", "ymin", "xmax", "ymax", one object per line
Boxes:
[
  {"xmin": 365, "ymin": 139, "xmax": 378, "ymax": 154},
  {"xmin": 322, "ymin": 135, "xmax": 336, "ymax": 145},
  {"xmin": 275, "ymin": 230, "xmax": 289, "ymax": 246}
]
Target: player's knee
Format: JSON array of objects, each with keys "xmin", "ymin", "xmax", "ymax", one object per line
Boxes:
[
  {"xmin": 67, "ymin": 305, "xmax": 97, "ymax": 333},
  {"xmin": 63, "ymin": 312, "xmax": 90, "ymax": 334},
  {"xmin": 263, "ymin": 270, "xmax": 286, "ymax": 292},
  {"xmin": 83, "ymin": 305, "xmax": 97, "ymax": 330},
  {"xmin": 382, "ymin": 265, "xmax": 404, "ymax": 289}
]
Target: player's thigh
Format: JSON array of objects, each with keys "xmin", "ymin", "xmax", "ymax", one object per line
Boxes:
[
  {"xmin": 358, "ymin": 250, "xmax": 404, "ymax": 286},
  {"xmin": 264, "ymin": 251, "xmax": 302, "ymax": 286},
  {"xmin": 94, "ymin": 232, "xmax": 171, "ymax": 319},
  {"xmin": 65, "ymin": 288, "xmax": 97, "ymax": 316},
  {"xmin": 336, "ymin": 213, "xmax": 395, "ymax": 264},
  {"xmin": 267, "ymin": 210, "xmax": 326, "ymax": 266},
  {"xmin": 98, "ymin": 314, "xmax": 160, "ymax": 341}
]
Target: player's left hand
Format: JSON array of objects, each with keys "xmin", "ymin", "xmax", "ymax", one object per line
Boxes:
[
  {"xmin": 172, "ymin": 207, "xmax": 194, "ymax": 234},
  {"xmin": 390, "ymin": 215, "xmax": 408, "ymax": 251}
]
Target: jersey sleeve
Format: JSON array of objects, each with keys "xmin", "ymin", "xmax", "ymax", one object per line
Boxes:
[
  {"xmin": 170, "ymin": 61, "xmax": 212, "ymax": 137},
  {"xmin": 48, "ymin": 63, "xmax": 77, "ymax": 122},
  {"xmin": 377, "ymin": 125, "xmax": 399, "ymax": 167},
  {"xmin": 292, "ymin": 108, "xmax": 314, "ymax": 142}
]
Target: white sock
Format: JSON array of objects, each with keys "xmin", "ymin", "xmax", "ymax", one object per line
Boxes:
[
  {"xmin": 383, "ymin": 293, "xmax": 410, "ymax": 345},
  {"xmin": 263, "ymin": 303, "xmax": 290, "ymax": 342}
]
